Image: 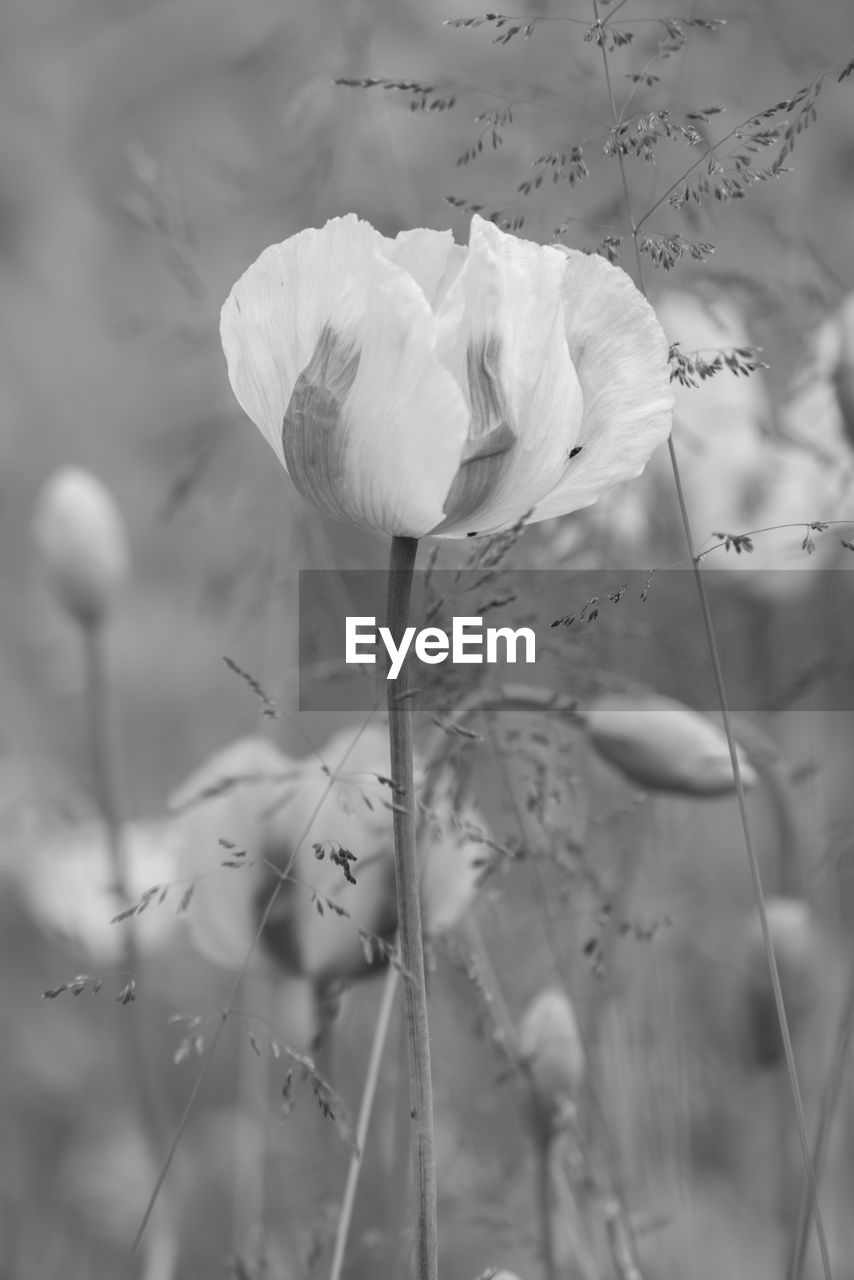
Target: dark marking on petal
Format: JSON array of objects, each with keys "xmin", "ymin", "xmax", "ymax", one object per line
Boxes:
[
  {"xmin": 568, "ymin": 445, "xmax": 583, "ymax": 459},
  {"xmin": 282, "ymin": 323, "xmax": 361, "ymax": 519},
  {"xmin": 460, "ymin": 421, "xmax": 517, "ymax": 465},
  {"xmin": 436, "ymin": 335, "xmax": 518, "ymax": 531}
]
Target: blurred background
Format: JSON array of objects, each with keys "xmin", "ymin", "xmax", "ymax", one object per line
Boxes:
[{"xmin": 2, "ymin": 0, "xmax": 854, "ymax": 1276}]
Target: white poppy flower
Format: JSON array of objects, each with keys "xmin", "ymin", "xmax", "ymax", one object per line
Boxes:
[
  {"xmin": 220, "ymin": 214, "xmax": 673, "ymax": 539},
  {"xmin": 576, "ymin": 291, "xmax": 853, "ymax": 593}
]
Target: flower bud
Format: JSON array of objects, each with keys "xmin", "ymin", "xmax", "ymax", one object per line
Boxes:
[
  {"xmin": 582, "ymin": 692, "xmax": 758, "ymax": 797},
  {"xmin": 519, "ymin": 988, "xmax": 584, "ymax": 1135},
  {"xmin": 33, "ymin": 467, "xmax": 129, "ymax": 627},
  {"xmin": 740, "ymin": 897, "xmax": 819, "ymax": 1068}
]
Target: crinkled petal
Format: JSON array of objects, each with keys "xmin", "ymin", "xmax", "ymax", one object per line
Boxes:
[
  {"xmin": 530, "ymin": 249, "xmax": 673, "ymax": 522},
  {"xmin": 220, "ymin": 215, "xmax": 469, "ymax": 537},
  {"xmin": 389, "ymin": 226, "xmax": 467, "ymax": 311},
  {"xmin": 433, "ymin": 216, "xmax": 584, "ymax": 537}
]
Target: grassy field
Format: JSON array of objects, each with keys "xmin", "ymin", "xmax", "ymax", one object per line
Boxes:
[{"xmin": 2, "ymin": 1, "xmax": 854, "ymax": 1277}]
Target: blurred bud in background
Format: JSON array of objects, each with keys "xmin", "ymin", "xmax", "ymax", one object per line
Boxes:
[
  {"xmin": 32, "ymin": 467, "xmax": 129, "ymax": 628},
  {"xmin": 518, "ymin": 987, "xmax": 584, "ymax": 1137},
  {"xmin": 740, "ymin": 897, "xmax": 820, "ymax": 1069},
  {"xmin": 582, "ymin": 692, "xmax": 757, "ymax": 797}
]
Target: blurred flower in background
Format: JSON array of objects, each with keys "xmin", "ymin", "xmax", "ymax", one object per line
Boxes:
[
  {"xmin": 552, "ymin": 289, "xmax": 854, "ymax": 594},
  {"xmin": 169, "ymin": 725, "xmax": 490, "ymax": 1045},
  {"xmin": 58, "ymin": 1115, "xmax": 177, "ymax": 1280},
  {"xmin": 17, "ymin": 817, "xmax": 181, "ymax": 963},
  {"xmin": 220, "ymin": 212, "xmax": 673, "ymax": 539}
]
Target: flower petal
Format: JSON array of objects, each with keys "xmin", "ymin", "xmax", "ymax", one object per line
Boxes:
[
  {"xmin": 433, "ymin": 216, "xmax": 585, "ymax": 537},
  {"xmin": 221, "ymin": 215, "xmax": 470, "ymax": 537},
  {"xmin": 389, "ymin": 226, "xmax": 467, "ymax": 310},
  {"xmin": 529, "ymin": 249, "xmax": 673, "ymax": 522}
]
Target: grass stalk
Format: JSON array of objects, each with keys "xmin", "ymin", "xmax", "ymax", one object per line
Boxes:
[
  {"xmin": 589, "ymin": 6, "xmax": 831, "ymax": 1272},
  {"xmin": 787, "ymin": 949, "xmax": 854, "ymax": 1280},
  {"xmin": 232, "ymin": 974, "xmax": 274, "ymax": 1271},
  {"xmin": 483, "ymin": 717, "xmax": 643, "ymax": 1280},
  {"xmin": 328, "ymin": 961, "xmax": 400, "ymax": 1280}
]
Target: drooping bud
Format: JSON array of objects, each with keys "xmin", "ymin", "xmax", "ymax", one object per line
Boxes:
[
  {"xmin": 33, "ymin": 467, "xmax": 129, "ymax": 627},
  {"xmin": 518, "ymin": 988, "xmax": 584, "ymax": 1136},
  {"xmin": 832, "ymin": 293, "xmax": 854, "ymax": 450},
  {"xmin": 582, "ymin": 692, "xmax": 758, "ymax": 797},
  {"xmin": 740, "ymin": 897, "xmax": 819, "ymax": 1069}
]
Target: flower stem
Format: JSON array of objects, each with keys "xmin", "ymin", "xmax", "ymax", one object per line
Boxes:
[
  {"xmin": 82, "ymin": 622, "xmax": 178, "ymax": 1280},
  {"xmin": 83, "ymin": 623, "xmax": 163, "ymax": 1139},
  {"xmin": 534, "ymin": 1131, "xmax": 557, "ymax": 1280},
  {"xmin": 328, "ymin": 962, "xmax": 400, "ymax": 1280},
  {"xmin": 385, "ymin": 534, "xmax": 438, "ymax": 1280}
]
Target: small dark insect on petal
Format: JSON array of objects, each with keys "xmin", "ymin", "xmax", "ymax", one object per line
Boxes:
[{"xmin": 568, "ymin": 446, "xmax": 583, "ymax": 459}]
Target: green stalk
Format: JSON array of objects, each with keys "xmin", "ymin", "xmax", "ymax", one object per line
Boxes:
[
  {"xmin": 535, "ymin": 1130, "xmax": 557, "ymax": 1280},
  {"xmin": 589, "ymin": 7, "xmax": 830, "ymax": 1271},
  {"xmin": 385, "ymin": 534, "xmax": 438, "ymax": 1280},
  {"xmin": 328, "ymin": 962, "xmax": 400, "ymax": 1280},
  {"xmin": 787, "ymin": 951, "xmax": 854, "ymax": 1280},
  {"xmin": 82, "ymin": 622, "xmax": 177, "ymax": 1280}
]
